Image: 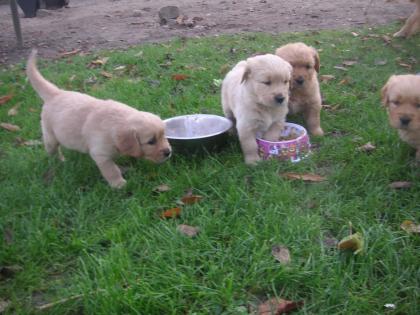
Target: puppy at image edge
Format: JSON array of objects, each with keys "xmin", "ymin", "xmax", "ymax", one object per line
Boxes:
[
  {"xmin": 222, "ymin": 54, "xmax": 292, "ymax": 165},
  {"xmin": 381, "ymin": 74, "xmax": 420, "ymax": 161},
  {"xmin": 26, "ymin": 50, "xmax": 171, "ymax": 188}
]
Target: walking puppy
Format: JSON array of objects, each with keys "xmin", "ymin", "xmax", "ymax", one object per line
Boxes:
[
  {"xmin": 221, "ymin": 54, "xmax": 292, "ymax": 164},
  {"xmin": 275, "ymin": 42, "xmax": 324, "ymax": 136},
  {"xmin": 381, "ymin": 74, "xmax": 420, "ymax": 161},
  {"xmin": 393, "ymin": 0, "xmax": 420, "ymax": 38},
  {"xmin": 27, "ymin": 50, "xmax": 171, "ymax": 188}
]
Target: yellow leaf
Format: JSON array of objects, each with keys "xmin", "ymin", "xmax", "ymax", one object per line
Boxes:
[{"xmin": 338, "ymin": 232, "xmax": 364, "ymax": 255}]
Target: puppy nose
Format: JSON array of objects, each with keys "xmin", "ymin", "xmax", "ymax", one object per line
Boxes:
[
  {"xmin": 400, "ymin": 117, "xmax": 411, "ymax": 126},
  {"xmin": 163, "ymin": 148, "xmax": 172, "ymax": 158},
  {"xmin": 295, "ymin": 77, "xmax": 304, "ymax": 85},
  {"xmin": 274, "ymin": 94, "xmax": 285, "ymax": 104}
]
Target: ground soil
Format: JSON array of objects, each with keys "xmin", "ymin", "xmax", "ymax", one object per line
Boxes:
[{"xmin": 0, "ymin": 0, "xmax": 414, "ymax": 65}]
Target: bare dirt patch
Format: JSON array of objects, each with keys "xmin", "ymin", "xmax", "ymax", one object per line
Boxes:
[{"xmin": 0, "ymin": 0, "xmax": 413, "ymax": 65}]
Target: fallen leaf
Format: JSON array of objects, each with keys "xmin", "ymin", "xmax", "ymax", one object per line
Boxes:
[
  {"xmin": 342, "ymin": 60, "xmax": 358, "ymax": 67},
  {"xmin": 271, "ymin": 245, "xmax": 291, "ymax": 265},
  {"xmin": 384, "ymin": 303, "xmax": 396, "ymax": 310},
  {"xmin": 358, "ymin": 142, "xmax": 376, "ymax": 152},
  {"xmin": 319, "ymin": 74, "xmax": 335, "ymax": 82},
  {"xmin": 29, "ymin": 107, "xmax": 38, "ymax": 113},
  {"xmin": 374, "ymin": 59, "xmax": 387, "ymax": 66},
  {"xmin": 258, "ymin": 298, "xmax": 303, "ymax": 315},
  {"xmin": 22, "ymin": 139, "xmax": 43, "ymax": 146},
  {"xmin": 389, "ymin": 181, "xmax": 412, "ymax": 189},
  {"xmin": 160, "ymin": 207, "xmax": 181, "ymax": 219},
  {"xmin": 400, "ymin": 220, "xmax": 420, "ymax": 234},
  {"xmin": 280, "ymin": 172, "xmax": 326, "ymax": 182},
  {"xmin": 0, "ymin": 122, "xmax": 21, "ymax": 132},
  {"xmin": 350, "ymin": 32, "xmax": 359, "ymax": 37},
  {"xmin": 181, "ymin": 194, "xmax": 203, "ymax": 205},
  {"xmin": 382, "ymin": 35, "xmax": 392, "ymax": 44},
  {"xmin": 114, "ymin": 65, "xmax": 126, "ymax": 71},
  {"xmin": 69, "ymin": 74, "xmax": 76, "ymax": 82},
  {"xmin": 338, "ymin": 78, "xmax": 350, "ymax": 85},
  {"xmin": 177, "ymin": 224, "xmax": 200, "ymax": 237},
  {"xmin": 172, "ymin": 74, "xmax": 188, "ymax": 81},
  {"xmin": 89, "ymin": 57, "xmax": 109, "ymax": 67},
  {"xmin": 337, "ymin": 232, "xmax": 364, "ymax": 255},
  {"xmin": 0, "ymin": 94, "xmax": 13, "ymax": 105},
  {"xmin": 8, "ymin": 104, "xmax": 19, "ymax": 116},
  {"xmin": 59, "ymin": 49, "xmax": 81, "ymax": 58},
  {"xmin": 153, "ymin": 184, "xmax": 171, "ymax": 193},
  {"xmin": 0, "ymin": 299, "xmax": 11, "ymax": 313},
  {"xmin": 398, "ymin": 62, "xmax": 412, "ymax": 70},
  {"xmin": 100, "ymin": 71, "xmax": 113, "ymax": 78}
]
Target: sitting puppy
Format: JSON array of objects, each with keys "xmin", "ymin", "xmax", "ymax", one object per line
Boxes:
[
  {"xmin": 381, "ymin": 74, "xmax": 420, "ymax": 161},
  {"xmin": 393, "ymin": 0, "xmax": 420, "ymax": 38},
  {"xmin": 27, "ymin": 50, "xmax": 171, "ymax": 188},
  {"xmin": 221, "ymin": 54, "xmax": 292, "ymax": 164},
  {"xmin": 275, "ymin": 42, "xmax": 324, "ymax": 136}
]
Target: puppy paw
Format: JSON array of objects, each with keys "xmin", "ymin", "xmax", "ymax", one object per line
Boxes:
[
  {"xmin": 393, "ymin": 31, "xmax": 406, "ymax": 38},
  {"xmin": 245, "ymin": 155, "xmax": 261, "ymax": 165},
  {"xmin": 109, "ymin": 178, "xmax": 127, "ymax": 189},
  {"xmin": 310, "ymin": 128, "xmax": 324, "ymax": 137}
]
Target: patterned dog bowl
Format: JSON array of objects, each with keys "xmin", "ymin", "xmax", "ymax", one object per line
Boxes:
[{"xmin": 256, "ymin": 123, "xmax": 311, "ymax": 163}]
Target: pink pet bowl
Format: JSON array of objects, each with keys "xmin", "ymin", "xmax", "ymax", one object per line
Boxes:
[{"xmin": 256, "ymin": 123, "xmax": 311, "ymax": 163}]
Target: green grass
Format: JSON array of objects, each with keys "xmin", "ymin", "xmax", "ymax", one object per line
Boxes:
[{"xmin": 1, "ymin": 23, "xmax": 420, "ymax": 314}]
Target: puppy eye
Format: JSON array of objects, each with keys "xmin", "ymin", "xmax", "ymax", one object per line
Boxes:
[
  {"xmin": 262, "ymin": 81, "xmax": 271, "ymax": 86},
  {"xmin": 392, "ymin": 100, "xmax": 401, "ymax": 106},
  {"xmin": 147, "ymin": 137, "xmax": 157, "ymax": 145},
  {"xmin": 306, "ymin": 64, "xmax": 311, "ymax": 69},
  {"xmin": 284, "ymin": 80, "xmax": 289, "ymax": 84},
  {"xmin": 416, "ymin": 103, "xmax": 420, "ymax": 109}
]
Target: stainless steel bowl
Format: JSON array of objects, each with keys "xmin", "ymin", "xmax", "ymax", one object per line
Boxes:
[{"xmin": 164, "ymin": 114, "xmax": 233, "ymax": 154}]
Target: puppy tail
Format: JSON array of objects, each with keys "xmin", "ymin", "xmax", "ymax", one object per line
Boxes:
[{"xmin": 26, "ymin": 49, "xmax": 60, "ymax": 101}]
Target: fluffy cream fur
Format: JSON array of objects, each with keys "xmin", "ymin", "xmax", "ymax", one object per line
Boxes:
[
  {"xmin": 221, "ymin": 54, "xmax": 292, "ymax": 164},
  {"xmin": 381, "ymin": 74, "xmax": 420, "ymax": 160},
  {"xmin": 27, "ymin": 50, "xmax": 171, "ymax": 188}
]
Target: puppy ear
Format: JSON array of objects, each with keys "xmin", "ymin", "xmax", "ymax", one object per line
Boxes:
[
  {"xmin": 312, "ymin": 48, "xmax": 320, "ymax": 73},
  {"xmin": 241, "ymin": 67, "xmax": 251, "ymax": 83},
  {"xmin": 116, "ymin": 128, "xmax": 142, "ymax": 157},
  {"xmin": 381, "ymin": 82, "xmax": 390, "ymax": 107}
]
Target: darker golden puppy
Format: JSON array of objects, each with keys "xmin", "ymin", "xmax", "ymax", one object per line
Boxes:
[
  {"xmin": 381, "ymin": 74, "xmax": 420, "ymax": 160},
  {"xmin": 275, "ymin": 42, "xmax": 324, "ymax": 136},
  {"xmin": 394, "ymin": 0, "xmax": 420, "ymax": 38}
]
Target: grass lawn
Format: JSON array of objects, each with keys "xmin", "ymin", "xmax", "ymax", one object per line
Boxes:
[{"xmin": 1, "ymin": 23, "xmax": 420, "ymax": 314}]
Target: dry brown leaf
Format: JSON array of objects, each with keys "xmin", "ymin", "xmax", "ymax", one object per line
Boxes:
[
  {"xmin": 0, "ymin": 122, "xmax": 21, "ymax": 132},
  {"xmin": 350, "ymin": 32, "xmax": 359, "ymax": 37},
  {"xmin": 59, "ymin": 49, "xmax": 81, "ymax": 58},
  {"xmin": 177, "ymin": 224, "xmax": 200, "ymax": 237},
  {"xmin": 342, "ymin": 60, "xmax": 358, "ymax": 66},
  {"xmin": 400, "ymin": 220, "xmax": 420, "ymax": 234},
  {"xmin": 319, "ymin": 74, "xmax": 335, "ymax": 82},
  {"xmin": 389, "ymin": 181, "xmax": 412, "ymax": 189},
  {"xmin": 100, "ymin": 71, "xmax": 113, "ymax": 78},
  {"xmin": 181, "ymin": 194, "xmax": 203, "ymax": 205},
  {"xmin": 8, "ymin": 104, "xmax": 19, "ymax": 116},
  {"xmin": 358, "ymin": 142, "xmax": 376, "ymax": 152},
  {"xmin": 271, "ymin": 245, "xmax": 291, "ymax": 265},
  {"xmin": 114, "ymin": 65, "xmax": 126, "ymax": 71},
  {"xmin": 338, "ymin": 78, "xmax": 350, "ymax": 85},
  {"xmin": 153, "ymin": 184, "xmax": 171, "ymax": 193},
  {"xmin": 23, "ymin": 139, "xmax": 43, "ymax": 146},
  {"xmin": 160, "ymin": 207, "xmax": 181, "ymax": 219},
  {"xmin": 0, "ymin": 94, "xmax": 13, "ymax": 105},
  {"xmin": 89, "ymin": 57, "xmax": 109, "ymax": 67},
  {"xmin": 258, "ymin": 298, "xmax": 303, "ymax": 315},
  {"xmin": 334, "ymin": 66, "xmax": 348, "ymax": 71},
  {"xmin": 29, "ymin": 107, "xmax": 38, "ymax": 113},
  {"xmin": 172, "ymin": 74, "xmax": 189, "ymax": 81},
  {"xmin": 398, "ymin": 62, "xmax": 412, "ymax": 70},
  {"xmin": 280, "ymin": 172, "xmax": 326, "ymax": 182},
  {"xmin": 382, "ymin": 35, "xmax": 392, "ymax": 44}
]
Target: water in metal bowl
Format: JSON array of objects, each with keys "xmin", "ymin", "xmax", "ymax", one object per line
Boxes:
[{"xmin": 164, "ymin": 114, "xmax": 233, "ymax": 154}]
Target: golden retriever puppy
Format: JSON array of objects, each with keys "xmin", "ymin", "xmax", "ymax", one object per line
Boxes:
[
  {"xmin": 26, "ymin": 50, "xmax": 171, "ymax": 188},
  {"xmin": 393, "ymin": 0, "xmax": 420, "ymax": 38},
  {"xmin": 221, "ymin": 54, "xmax": 292, "ymax": 164},
  {"xmin": 275, "ymin": 42, "xmax": 324, "ymax": 136},
  {"xmin": 381, "ymin": 74, "xmax": 420, "ymax": 160}
]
